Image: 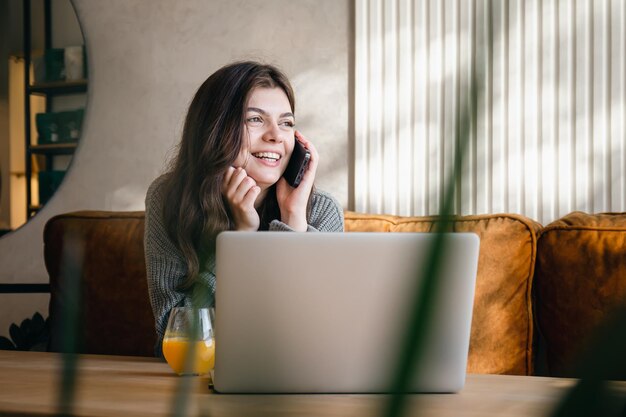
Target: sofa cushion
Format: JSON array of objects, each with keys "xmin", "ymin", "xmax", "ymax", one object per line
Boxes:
[
  {"xmin": 45, "ymin": 211, "xmax": 156, "ymax": 356},
  {"xmin": 345, "ymin": 211, "xmax": 542, "ymax": 376},
  {"xmin": 534, "ymin": 211, "xmax": 626, "ymax": 377}
]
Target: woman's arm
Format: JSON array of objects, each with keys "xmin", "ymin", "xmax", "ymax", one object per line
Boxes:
[{"xmin": 144, "ymin": 176, "xmax": 216, "ymax": 356}]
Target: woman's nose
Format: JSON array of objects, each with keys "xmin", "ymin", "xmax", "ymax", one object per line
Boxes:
[{"xmin": 262, "ymin": 123, "xmax": 284, "ymax": 143}]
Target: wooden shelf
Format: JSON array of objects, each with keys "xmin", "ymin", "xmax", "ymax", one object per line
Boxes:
[
  {"xmin": 28, "ymin": 79, "xmax": 88, "ymax": 96},
  {"xmin": 30, "ymin": 143, "xmax": 77, "ymax": 155}
]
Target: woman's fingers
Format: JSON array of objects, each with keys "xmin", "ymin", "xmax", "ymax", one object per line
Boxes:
[
  {"xmin": 224, "ymin": 167, "xmax": 249, "ymax": 199},
  {"xmin": 223, "ymin": 167, "xmax": 260, "ymax": 209},
  {"xmin": 233, "ymin": 175, "xmax": 258, "ymax": 203},
  {"xmin": 222, "ymin": 166, "xmax": 235, "ymax": 194},
  {"xmin": 222, "ymin": 167, "xmax": 260, "ymax": 231},
  {"xmin": 295, "ymin": 131, "xmax": 318, "ymax": 163},
  {"xmin": 222, "ymin": 166, "xmax": 242, "ymax": 194},
  {"xmin": 242, "ymin": 183, "xmax": 261, "ymax": 207},
  {"xmin": 223, "ymin": 166, "xmax": 235, "ymax": 185}
]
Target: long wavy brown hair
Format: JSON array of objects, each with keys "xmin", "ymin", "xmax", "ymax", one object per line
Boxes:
[{"xmin": 161, "ymin": 61, "xmax": 298, "ymax": 290}]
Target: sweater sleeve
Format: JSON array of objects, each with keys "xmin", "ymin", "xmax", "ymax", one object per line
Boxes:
[
  {"xmin": 144, "ymin": 176, "xmax": 216, "ymax": 356},
  {"xmin": 268, "ymin": 188, "xmax": 344, "ymax": 232}
]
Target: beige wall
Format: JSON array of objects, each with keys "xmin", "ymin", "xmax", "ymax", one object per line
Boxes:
[{"xmin": 0, "ymin": 0, "xmax": 351, "ymax": 338}]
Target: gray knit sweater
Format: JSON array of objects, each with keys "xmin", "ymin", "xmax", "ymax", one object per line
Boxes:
[{"xmin": 144, "ymin": 175, "xmax": 344, "ymax": 355}]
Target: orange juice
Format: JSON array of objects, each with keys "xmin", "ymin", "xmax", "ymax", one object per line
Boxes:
[{"xmin": 162, "ymin": 337, "xmax": 215, "ymax": 375}]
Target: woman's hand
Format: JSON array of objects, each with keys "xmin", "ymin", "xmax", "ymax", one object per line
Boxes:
[
  {"xmin": 222, "ymin": 166, "xmax": 261, "ymax": 231},
  {"xmin": 276, "ymin": 131, "xmax": 318, "ymax": 232}
]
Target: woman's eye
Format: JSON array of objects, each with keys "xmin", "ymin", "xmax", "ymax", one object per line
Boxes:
[
  {"xmin": 247, "ymin": 116, "xmax": 262, "ymax": 123},
  {"xmin": 281, "ymin": 120, "xmax": 295, "ymax": 128}
]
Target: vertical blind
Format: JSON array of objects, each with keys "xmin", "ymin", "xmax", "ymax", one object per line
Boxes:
[{"xmin": 355, "ymin": 0, "xmax": 626, "ymax": 225}]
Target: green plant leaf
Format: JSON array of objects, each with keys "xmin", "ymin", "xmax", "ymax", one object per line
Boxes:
[
  {"xmin": 20, "ymin": 318, "xmax": 33, "ymax": 343},
  {"xmin": 42, "ymin": 316, "xmax": 51, "ymax": 342},
  {"xmin": 57, "ymin": 234, "xmax": 84, "ymax": 416},
  {"xmin": 0, "ymin": 336, "xmax": 16, "ymax": 350},
  {"xmin": 2, "ymin": 312, "xmax": 51, "ymax": 352},
  {"xmin": 384, "ymin": 63, "xmax": 481, "ymax": 417},
  {"xmin": 9, "ymin": 323, "xmax": 25, "ymax": 350},
  {"xmin": 35, "ymin": 320, "xmax": 51, "ymax": 347},
  {"xmin": 31, "ymin": 312, "xmax": 45, "ymax": 337}
]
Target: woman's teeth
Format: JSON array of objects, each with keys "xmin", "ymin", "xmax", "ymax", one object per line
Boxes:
[{"xmin": 252, "ymin": 152, "xmax": 280, "ymax": 162}]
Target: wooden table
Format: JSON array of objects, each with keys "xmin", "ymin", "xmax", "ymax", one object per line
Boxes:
[{"xmin": 0, "ymin": 350, "xmax": 616, "ymax": 417}]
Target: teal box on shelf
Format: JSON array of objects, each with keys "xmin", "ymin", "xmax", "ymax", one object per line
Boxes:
[
  {"xmin": 59, "ymin": 108, "xmax": 84, "ymax": 142},
  {"xmin": 38, "ymin": 170, "xmax": 66, "ymax": 205},
  {"xmin": 44, "ymin": 48, "xmax": 65, "ymax": 81},
  {"xmin": 35, "ymin": 113, "xmax": 60, "ymax": 144},
  {"xmin": 36, "ymin": 109, "xmax": 84, "ymax": 144}
]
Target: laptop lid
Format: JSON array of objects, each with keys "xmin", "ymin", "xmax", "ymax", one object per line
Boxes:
[{"xmin": 214, "ymin": 232, "xmax": 479, "ymax": 394}]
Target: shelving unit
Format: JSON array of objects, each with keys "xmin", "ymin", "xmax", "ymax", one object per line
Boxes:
[{"xmin": 22, "ymin": 0, "xmax": 87, "ymax": 217}]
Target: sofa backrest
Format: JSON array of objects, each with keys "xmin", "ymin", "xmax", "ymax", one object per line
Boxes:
[
  {"xmin": 345, "ymin": 211, "xmax": 542, "ymax": 376},
  {"xmin": 534, "ymin": 211, "xmax": 626, "ymax": 378},
  {"xmin": 45, "ymin": 211, "xmax": 156, "ymax": 356},
  {"xmin": 44, "ymin": 210, "xmax": 542, "ymax": 376}
]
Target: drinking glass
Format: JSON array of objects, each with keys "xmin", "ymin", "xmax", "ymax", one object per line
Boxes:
[{"xmin": 162, "ymin": 307, "xmax": 215, "ymax": 376}]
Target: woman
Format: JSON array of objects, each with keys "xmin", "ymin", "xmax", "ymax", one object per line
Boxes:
[{"xmin": 144, "ymin": 61, "xmax": 344, "ymax": 355}]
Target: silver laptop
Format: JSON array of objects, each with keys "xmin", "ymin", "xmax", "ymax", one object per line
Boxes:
[{"xmin": 213, "ymin": 231, "xmax": 479, "ymax": 394}]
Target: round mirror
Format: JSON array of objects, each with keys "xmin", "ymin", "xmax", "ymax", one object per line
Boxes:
[{"xmin": 0, "ymin": 0, "xmax": 87, "ymax": 238}]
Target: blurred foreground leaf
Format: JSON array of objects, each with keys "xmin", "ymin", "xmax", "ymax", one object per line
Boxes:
[
  {"xmin": 384, "ymin": 68, "xmax": 480, "ymax": 417},
  {"xmin": 171, "ymin": 279, "xmax": 214, "ymax": 417},
  {"xmin": 550, "ymin": 306, "xmax": 626, "ymax": 417},
  {"xmin": 56, "ymin": 235, "xmax": 84, "ymax": 417}
]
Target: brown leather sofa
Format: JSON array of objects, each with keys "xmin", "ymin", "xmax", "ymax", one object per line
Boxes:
[{"xmin": 43, "ymin": 210, "xmax": 626, "ymax": 377}]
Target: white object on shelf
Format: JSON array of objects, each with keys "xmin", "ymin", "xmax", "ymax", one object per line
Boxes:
[{"xmin": 64, "ymin": 46, "xmax": 84, "ymax": 80}]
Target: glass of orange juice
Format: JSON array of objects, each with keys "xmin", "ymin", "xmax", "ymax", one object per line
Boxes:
[{"xmin": 162, "ymin": 307, "xmax": 215, "ymax": 376}]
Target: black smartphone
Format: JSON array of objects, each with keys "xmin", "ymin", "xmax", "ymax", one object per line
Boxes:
[{"xmin": 282, "ymin": 139, "xmax": 311, "ymax": 187}]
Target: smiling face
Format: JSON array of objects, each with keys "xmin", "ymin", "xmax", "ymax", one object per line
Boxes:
[{"xmin": 234, "ymin": 87, "xmax": 295, "ymax": 191}]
